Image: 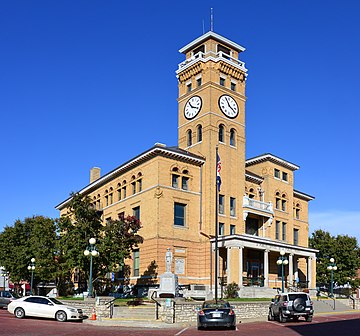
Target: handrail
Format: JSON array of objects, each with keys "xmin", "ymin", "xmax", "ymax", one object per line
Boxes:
[
  {"xmin": 349, "ymin": 295, "xmax": 355, "ymax": 309},
  {"xmin": 105, "ymin": 297, "xmax": 117, "ymax": 319},
  {"xmin": 150, "ymin": 290, "xmax": 161, "ymax": 320}
]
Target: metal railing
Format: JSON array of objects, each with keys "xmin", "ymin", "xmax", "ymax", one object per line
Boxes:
[
  {"xmin": 243, "ymin": 196, "xmax": 273, "ymax": 213},
  {"xmin": 105, "ymin": 297, "xmax": 117, "ymax": 319},
  {"xmin": 242, "ymin": 276, "xmax": 264, "ymax": 287}
]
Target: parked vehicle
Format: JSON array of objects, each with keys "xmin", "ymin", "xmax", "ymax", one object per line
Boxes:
[
  {"xmin": 197, "ymin": 300, "xmax": 236, "ymax": 330},
  {"xmin": 7, "ymin": 296, "xmax": 83, "ymax": 322},
  {"xmin": 0, "ymin": 290, "xmax": 18, "ymax": 308},
  {"xmin": 268, "ymin": 292, "xmax": 314, "ymax": 322}
]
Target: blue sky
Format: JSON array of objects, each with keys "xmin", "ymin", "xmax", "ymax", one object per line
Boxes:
[{"xmin": 1, "ymin": 1, "xmax": 359, "ymax": 241}]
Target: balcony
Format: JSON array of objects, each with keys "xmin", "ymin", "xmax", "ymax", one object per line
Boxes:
[
  {"xmin": 243, "ymin": 196, "xmax": 273, "ymax": 215},
  {"xmin": 176, "ymin": 51, "xmax": 246, "ymax": 74}
]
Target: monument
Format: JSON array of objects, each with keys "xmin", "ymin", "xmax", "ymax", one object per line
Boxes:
[{"xmin": 157, "ymin": 248, "xmax": 179, "ymax": 298}]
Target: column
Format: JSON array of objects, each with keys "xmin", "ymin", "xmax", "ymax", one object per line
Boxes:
[
  {"xmin": 307, "ymin": 256, "xmax": 313, "ymax": 288},
  {"xmin": 263, "ymin": 249, "xmax": 269, "ymax": 287},
  {"xmin": 238, "ymin": 246, "xmax": 243, "ymax": 287},
  {"xmin": 289, "ymin": 254, "xmax": 294, "ymax": 286},
  {"xmin": 227, "ymin": 247, "xmax": 231, "ymax": 283}
]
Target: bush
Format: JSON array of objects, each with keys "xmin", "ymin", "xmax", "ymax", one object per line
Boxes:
[{"xmin": 224, "ymin": 282, "xmax": 240, "ymax": 299}]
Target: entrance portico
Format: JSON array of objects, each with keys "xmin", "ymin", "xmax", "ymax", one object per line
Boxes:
[{"xmin": 212, "ymin": 234, "xmax": 317, "ymax": 292}]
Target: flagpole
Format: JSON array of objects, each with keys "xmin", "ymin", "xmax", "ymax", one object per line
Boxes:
[{"xmin": 215, "ymin": 146, "xmax": 219, "ymax": 302}]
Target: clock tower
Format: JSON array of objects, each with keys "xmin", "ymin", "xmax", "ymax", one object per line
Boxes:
[{"xmin": 176, "ymin": 31, "xmax": 248, "ymax": 243}]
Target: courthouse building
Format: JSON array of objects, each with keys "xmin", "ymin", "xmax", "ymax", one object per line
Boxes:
[{"xmin": 56, "ymin": 31, "xmax": 317, "ymax": 295}]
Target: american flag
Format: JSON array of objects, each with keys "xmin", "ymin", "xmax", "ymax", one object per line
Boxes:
[{"xmin": 217, "ymin": 153, "xmax": 222, "ymax": 191}]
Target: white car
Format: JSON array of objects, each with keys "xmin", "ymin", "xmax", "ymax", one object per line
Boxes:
[{"xmin": 7, "ymin": 296, "xmax": 83, "ymax": 322}]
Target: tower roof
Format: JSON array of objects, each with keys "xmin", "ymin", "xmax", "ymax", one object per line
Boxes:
[{"xmin": 179, "ymin": 31, "xmax": 245, "ymax": 54}]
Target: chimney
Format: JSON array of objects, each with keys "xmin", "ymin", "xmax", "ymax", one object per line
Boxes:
[{"xmin": 90, "ymin": 167, "xmax": 101, "ymax": 183}]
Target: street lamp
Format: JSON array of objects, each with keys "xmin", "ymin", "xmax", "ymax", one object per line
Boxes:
[
  {"xmin": 327, "ymin": 258, "xmax": 337, "ymax": 298},
  {"xmin": 276, "ymin": 250, "xmax": 289, "ymax": 293},
  {"xmin": 27, "ymin": 258, "xmax": 35, "ymax": 295},
  {"xmin": 84, "ymin": 238, "xmax": 99, "ymax": 298}
]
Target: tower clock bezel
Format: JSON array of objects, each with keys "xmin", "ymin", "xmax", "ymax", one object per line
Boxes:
[
  {"xmin": 184, "ymin": 95, "xmax": 202, "ymax": 120},
  {"xmin": 218, "ymin": 94, "xmax": 239, "ymax": 119}
]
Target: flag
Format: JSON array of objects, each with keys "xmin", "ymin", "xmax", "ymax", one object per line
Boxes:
[{"xmin": 216, "ymin": 153, "xmax": 222, "ymax": 191}]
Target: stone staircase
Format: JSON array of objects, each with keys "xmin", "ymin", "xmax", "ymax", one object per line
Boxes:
[
  {"xmin": 313, "ymin": 298, "xmax": 352, "ymax": 313},
  {"xmin": 111, "ymin": 303, "xmax": 157, "ymax": 322},
  {"xmin": 239, "ymin": 286, "xmax": 278, "ymax": 298}
]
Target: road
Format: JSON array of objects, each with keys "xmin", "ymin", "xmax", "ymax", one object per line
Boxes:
[{"xmin": 1, "ymin": 309, "xmax": 360, "ymax": 336}]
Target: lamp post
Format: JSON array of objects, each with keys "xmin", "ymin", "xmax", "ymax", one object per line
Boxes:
[
  {"xmin": 27, "ymin": 258, "xmax": 35, "ymax": 295},
  {"xmin": 276, "ymin": 250, "xmax": 289, "ymax": 293},
  {"xmin": 327, "ymin": 258, "xmax": 337, "ymax": 298},
  {"xmin": 84, "ymin": 238, "xmax": 99, "ymax": 298}
]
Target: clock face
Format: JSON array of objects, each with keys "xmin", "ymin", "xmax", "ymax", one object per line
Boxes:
[
  {"xmin": 218, "ymin": 95, "xmax": 239, "ymax": 118},
  {"xmin": 184, "ymin": 95, "xmax": 202, "ymax": 120}
]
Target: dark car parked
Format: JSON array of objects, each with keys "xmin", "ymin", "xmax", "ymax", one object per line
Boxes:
[
  {"xmin": 197, "ymin": 300, "xmax": 236, "ymax": 330},
  {"xmin": 268, "ymin": 292, "xmax": 314, "ymax": 322},
  {"xmin": 0, "ymin": 290, "xmax": 18, "ymax": 308}
]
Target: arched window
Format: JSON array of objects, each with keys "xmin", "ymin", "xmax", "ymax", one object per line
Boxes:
[
  {"xmin": 197, "ymin": 125, "xmax": 202, "ymax": 142},
  {"xmin": 187, "ymin": 129, "xmax": 192, "ymax": 147},
  {"xmin": 230, "ymin": 128, "xmax": 236, "ymax": 146},
  {"xmin": 219, "ymin": 124, "xmax": 225, "ymax": 143}
]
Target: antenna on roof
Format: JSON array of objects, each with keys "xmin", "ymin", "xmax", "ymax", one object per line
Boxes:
[
  {"xmin": 202, "ymin": 19, "xmax": 205, "ymax": 34},
  {"xmin": 210, "ymin": 8, "xmax": 214, "ymax": 32}
]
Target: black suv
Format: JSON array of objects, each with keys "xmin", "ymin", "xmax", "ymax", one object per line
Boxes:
[{"xmin": 268, "ymin": 292, "xmax": 314, "ymax": 322}]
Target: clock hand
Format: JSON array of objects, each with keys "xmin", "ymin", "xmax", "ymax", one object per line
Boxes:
[
  {"xmin": 189, "ymin": 102, "xmax": 197, "ymax": 109},
  {"xmin": 225, "ymin": 97, "xmax": 235, "ymax": 112}
]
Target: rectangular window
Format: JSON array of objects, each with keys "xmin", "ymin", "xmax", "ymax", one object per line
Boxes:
[
  {"xmin": 231, "ymin": 82, "xmax": 236, "ymax": 91},
  {"xmin": 133, "ymin": 250, "xmax": 140, "ymax": 277},
  {"xmin": 109, "ymin": 193, "xmax": 113, "ymax": 204},
  {"xmin": 182, "ymin": 177, "xmax": 189, "ymax": 190},
  {"xmin": 282, "ymin": 200, "xmax": 286, "ymax": 212},
  {"xmin": 187, "ymin": 83, "xmax": 192, "ymax": 92},
  {"xmin": 105, "ymin": 195, "xmax": 109, "ymax": 207},
  {"xmin": 282, "ymin": 172, "xmax": 288, "ymax": 182},
  {"xmin": 122, "ymin": 186, "xmax": 127, "ymax": 199},
  {"xmin": 230, "ymin": 197, "xmax": 236, "ymax": 217},
  {"xmin": 274, "ymin": 168, "xmax": 280, "ymax": 179},
  {"xmin": 174, "ymin": 203, "xmax": 186, "ymax": 226},
  {"xmin": 294, "ymin": 228, "xmax": 299, "ymax": 246},
  {"xmin": 219, "ymin": 195, "xmax": 225, "ymax": 214},
  {"xmin": 133, "ymin": 206, "xmax": 140, "ymax": 220},
  {"xmin": 295, "ymin": 208, "xmax": 300, "ymax": 219},
  {"xmin": 117, "ymin": 189, "xmax": 121, "ymax": 201},
  {"xmin": 219, "ymin": 222, "xmax": 224, "ymax": 235},
  {"xmin": 275, "ymin": 220, "xmax": 280, "ymax": 240},
  {"xmin": 220, "ymin": 77, "xmax": 225, "ymax": 86},
  {"xmin": 276, "ymin": 198, "xmax": 281, "ymax": 209},
  {"xmin": 230, "ymin": 224, "xmax": 236, "ymax": 235},
  {"xmin": 138, "ymin": 179, "xmax": 142, "ymax": 192},
  {"xmin": 132, "ymin": 182, "xmax": 136, "ymax": 194},
  {"xmin": 118, "ymin": 212, "xmax": 125, "ymax": 220},
  {"xmin": 175, "ymin": 258, "xmax": 185, "ymax": 275},
  {"xmin": 196, "ymin": 77, "xmax": 202, "ymax": 87},
  {"xmin": 282, "ymin": 222, "xmax": 287, "ymax": 241},
  {"xmin": 172, "ymin": 174, "xmax": 179, "ymax": 188},
  {"xmin": 96, "ymin": 200, "xmax": 100, "ymax": 209}
]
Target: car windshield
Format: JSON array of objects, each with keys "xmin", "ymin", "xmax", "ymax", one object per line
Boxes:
[
  {"xmin": 203, "ymin": 302, "xmax": 230, "ymax": 309},
  {"xmin": 48, "ymin": 298, "xmax": 64, "ymax": 305},
  {"xmin": 288, "ymin": 294, "xmax": 308, "ymax": 301}
]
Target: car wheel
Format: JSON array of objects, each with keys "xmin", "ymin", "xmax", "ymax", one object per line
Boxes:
[
  {"xmin": 305, "ymin": 315, "xmax": 312, "ymax": 322},
  {"xmin": 55, "ymin": 310, "xmax": 67, "ymax": 322},
  {"xmin": 279, "ymin": 311, "xmax": 287, "ymax": 323},
  {"xmin": 293, "ymin": 316, "xmax": 299, "ymax": 321},
  {"xmin": 268, "ymin": 308, "xmax": 275, "ymax": 321},
  {"xmin": 14, "ymin": 307, "xmax": 25, "ymax": 319}
]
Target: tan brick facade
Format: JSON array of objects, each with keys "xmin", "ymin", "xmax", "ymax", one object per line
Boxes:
[{"xmin": 56, "ymin": 31, "xmax": 317, "ymax": 293}]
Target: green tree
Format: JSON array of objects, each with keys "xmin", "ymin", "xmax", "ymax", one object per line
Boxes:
[
  {"xmin": 0, "ymin": 216, "xmax": 57, "ymax": 294},
  {"xmin": 56, "ymin": 193, "xmax": 143, "ymax": 296},
  {"xmin": 309, "ymin": 229, "xmax": 360, "ymax": 288}
]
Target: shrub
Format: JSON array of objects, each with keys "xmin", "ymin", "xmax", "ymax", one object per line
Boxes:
[{"xmin": 225, "ymin": 282, "xmax": 240, "ymax": 299}]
